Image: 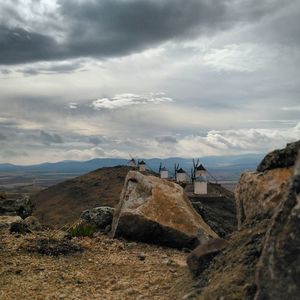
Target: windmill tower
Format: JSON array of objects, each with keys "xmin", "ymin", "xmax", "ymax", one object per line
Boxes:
[
  {"xmin": 138, "ymin": 160, "xmax": 146, "ymax": 172},
  {"xmin": 194, "ymin": 175, "xmax": 208, "ymax": 195},
  {"xmin": 176, "ymin": 167, "xmax": 187, "ymax": 183},
  {"xmin": 128, "ymin": 154, "xmax": 137, "ymax": 168},
  {"xmin": 192, "ymin": 159, "xmax": 208, "ymax": 195},
  {"xmin": 159, "ymin": 163, "xmax": 168, "ymax": 179}
]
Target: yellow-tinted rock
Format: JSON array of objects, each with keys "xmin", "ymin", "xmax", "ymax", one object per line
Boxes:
[
  {"xmin": 235, "ymin": 167, "xmax": 293, "ymax": 229},
  {"xmin": 111, "ymin": 171, "xmax": 217, "ymax": 249}
]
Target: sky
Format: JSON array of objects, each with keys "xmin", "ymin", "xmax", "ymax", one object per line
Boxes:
[{"xmin": 0, "ymin": 0, "xmax": 299, "ymax": 164}]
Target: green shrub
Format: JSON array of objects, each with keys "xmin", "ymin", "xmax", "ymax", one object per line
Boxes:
[{"xmin": 69, "ymin": 222, "xmax": 96, "ymax": 237}]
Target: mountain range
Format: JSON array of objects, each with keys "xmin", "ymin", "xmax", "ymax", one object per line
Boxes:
[{"xmin": 0, "ymin": 153, "xmax": 265, "ymax": 180}]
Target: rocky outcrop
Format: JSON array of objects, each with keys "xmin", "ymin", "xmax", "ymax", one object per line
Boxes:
[
  {"xmin": 111, "ymin": 171, "xmax": 218, "ymax": 249},
  {"xmin": 0, "ymin": 195, "xmax": 33, "ymax": 219},
  {"xmin": 187, "ymin": 238, "xmax": 228, "ymax": 277},
  {"xmin": 235, "ymin": 168, "xmax": 293, "ymax": 229},
  {"xmin": 235, "ymin": 141, "xmax": 300, "ymax": 229},
  {"xmin": 81, "ymin": 207, "xmax": 114, "ymax": 230},
  {"xmin": 189, "ymin": 141, "xmax": 300, "ymax": 299},
  {"xmin": 254, "ymin": 154, "xmax": 300, "ymax": 300},
  {"xmin": 257, "ymin": 140, "xmax": 300, "ymax": 172}
]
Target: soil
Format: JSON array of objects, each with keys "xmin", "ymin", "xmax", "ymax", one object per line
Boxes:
[{"xmin": 0, "ymin": 229, "xmax": 194, "ymax": 300}]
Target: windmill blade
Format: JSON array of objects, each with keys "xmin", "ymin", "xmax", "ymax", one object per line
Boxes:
[
  {"xmin": 196, "ymin": 158, "xmax": 200, "ymax": 167},
  {"xmin": 159, "ymin": 162, "xmax": 162, "ymax": 173}
]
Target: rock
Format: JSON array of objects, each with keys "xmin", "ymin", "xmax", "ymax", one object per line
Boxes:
[
  {"xmin": 187, "ymin": 238, "xmax": 228, "ymax": 277},
  {"xmin": 10, "ymin": 220, "xmax": 30, "ymax": 234},
  {"xmin": 138, "ymin": 253, "xmax": 146, "ymax": 261},
  {"xmin": 111, "ymin": 171, "xmax": 218, "ymax": 249},
  {"xmin": 0, "ymin": 192, "xmax": 6, "ymax": 199},
  {"xmin": 254, "ymin": 154, "xmax": 300, "ymax": 300},
  {"xmin": 257, "ymin": 140, "xmax": 300, "ymax": 172},
  {"xmin": 0, "ymin": 216, "xmax": 22, "ymax": 229},
  {"xmin": 0, "ymin": 195, "xmax": 33, "ymax": 218},
  {"xmin": 24, "ymin": 216, "xmax": 42, "ymax": 231},
  {"xmin": 81, "ymin": 206, "xmax": 114, "ymax": 230},
  {"xmin": 235, "ymin": 168, "xmax": 293, "ymax": 229}
]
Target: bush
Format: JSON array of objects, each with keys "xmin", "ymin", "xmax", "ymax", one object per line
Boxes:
[{"xmin": 69, "ymin": 222, "xmax": 96, "ymax": 237}]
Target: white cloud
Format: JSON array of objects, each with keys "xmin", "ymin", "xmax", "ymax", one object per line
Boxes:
[
  {"xmin": 202, "ymin": 43, "xmax": 278, "ymax": 72},
  {"xmin": 281, "ymin": 106, "xmax": 300, "ymax": 112},
  {"xmin": 68, "ymin": 102, "xmax": 78, "ymax": 109},
  {"xmin": 91, "ymin": 93, "xmax": 173, "ymax": 110}
]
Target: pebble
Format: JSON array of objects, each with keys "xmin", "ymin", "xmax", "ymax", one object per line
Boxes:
[{"xmin": 138, "ymin": 253, "xmax": 146, "ymax": 261}]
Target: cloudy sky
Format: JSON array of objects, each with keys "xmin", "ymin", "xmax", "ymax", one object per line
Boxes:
[{"xmin": 0, "ymin": 0, "xmax": 299, "ymax": 164}]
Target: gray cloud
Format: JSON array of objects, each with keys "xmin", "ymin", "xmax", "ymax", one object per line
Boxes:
[
  {"xmin": 0, "ymin": 0, "xmax": 282, "ymax": 65},
  {"xmin": 18, "ymin": 61, "xmax": 84, "ymax": 75},
  {"xmin": 0, "ymin": 25, "xmax": 62, "ymax": 65},
  {"xmin": 40, "ymin": 130, "xmax": 63, "ymax": 145},
  {"xmin": 155, "ymin": 136, "xmax": 178, "ymax": 144}
]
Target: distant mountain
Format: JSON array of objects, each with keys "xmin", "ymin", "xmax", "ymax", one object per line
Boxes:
[{"xmin": 0, "ymin": 153, "xmax": 264, "ymax": 177}]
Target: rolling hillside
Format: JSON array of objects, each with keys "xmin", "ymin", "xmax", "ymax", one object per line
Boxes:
[{"xmin": 32, "ymin": 165, "xmax": 131, "ymax": 227}]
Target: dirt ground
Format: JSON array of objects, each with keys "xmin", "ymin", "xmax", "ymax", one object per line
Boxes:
[{"xmin": 0, "ymin": 229, "xmax": 194, "ymax": 300}]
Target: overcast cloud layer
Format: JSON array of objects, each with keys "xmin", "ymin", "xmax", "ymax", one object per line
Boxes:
[{"xmin": 0, "ymin": 0, "xmax": 299, "ymax": 164}]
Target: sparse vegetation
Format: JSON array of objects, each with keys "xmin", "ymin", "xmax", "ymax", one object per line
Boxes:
[{"xmin": 68, "ymin": 222, "xmax": 97, "ymax": 237}]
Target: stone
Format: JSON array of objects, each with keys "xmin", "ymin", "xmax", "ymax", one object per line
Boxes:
[
  {"xmin": 0, "ymin": 195, "xmax": 33, "ymax": 219},
  {"xmin": 24, "ymin": 216, "xmax": 42, "ymax": 231},
  {"xmin": 254, "ymin": 154, "xmax": 300, "ymax": 300},
  {"xmin": 111, "ymin": 171, "xmax": 218, "ymax": 249},
  {"xmin": 138, "ymin": 253, "xmax": 146, "ymax": 261},
  {"xmin": 235, "ymin": 168, "xmax": 293, "ymax": 229},
  {"xmin": 257, "ymin": 140, "xmax": 300, "ymax": 172},
  {"xmin": 80, "ymin": 206, "xmax": 114, "ymax": 230},
  {"xmin": 0, "ymin": 216, "xmax": 22, "ymax": 229},
  {"xmin": 10, "ymin": 220, "xmax": 30, "ymax": 234},
  {"xmin": 187, "ymin": 238, "xmax": 228, "ymax": 277}
]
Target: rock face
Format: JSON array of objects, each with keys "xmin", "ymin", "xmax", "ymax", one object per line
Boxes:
[
  {"xmin": 254, "ymin": 154, "xmax": 300, "ymax": 300},
  {"xmin": 257, "ymin": 140, "xmax": 300, "ymax": 172},
  {"xmin": 235, "ymin": 168, "xmax": 293, "ymax": 229},
  {"xmin": 189, "ymin": 141, "xmax": 300, "ymax": 299},
  {"xmin": 187, "ymin": 238, "xmax": 228, "ymax": 277},
  {"xmin": 235, "ymin": 141, "xmax": 300, "ymax": 229},
  {"xmin": 0, "ymin": 195, "xmax": 33, "ymax": 219},
  {"xmin": 81, "ymin": 207, "xmax": 114, "ymax": 230},
  {"xmin": 111, "ymin": 171, "xmax": 218, "ymax": 249}
]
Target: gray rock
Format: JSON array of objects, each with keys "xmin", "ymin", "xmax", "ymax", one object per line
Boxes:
[
  {"xmin": 257, "ymin": 140, "xmax": 300, "ymax": 172},
  {"xmin": 111, "ymin": 171, "xmax": 217, "ymax": 249},
  {"xmin": 24, "ymin": 216, "xmax": 42, "ymax": 231},
  {"xmin": 254, "ymin": 154, "xmax": 300, "ymax": 300},
  {"xmin": 80, "ymin": 206, "xmax": 114, "ymax": 230},
  {"xmin": 0, "ymin": 195, "xmax": 33, "ymax": 219}
]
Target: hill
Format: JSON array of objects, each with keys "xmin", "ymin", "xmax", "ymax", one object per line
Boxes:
[
  {"xmin": 32, "ymin": 165, "xmax": 236, "ymax": 233},
  {"xmin": 32, "ymin": 165, "xmax": 131, "ymax": 227}
]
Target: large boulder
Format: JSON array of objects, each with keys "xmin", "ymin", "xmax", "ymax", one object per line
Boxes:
[
  {"xmin": 111, "ymin": 171, "xmax": 218, "ymax": 249},
  {"xmin": 0, "ymin": 195, "xmax": 33, "ymax": 219},
  {"xmin": 254, "ymin": 154, "xmax": 300, "ymax": 300},
  {"xmin": 80, "ymin": 206, "xmax": 114, "ymax": 230}
]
